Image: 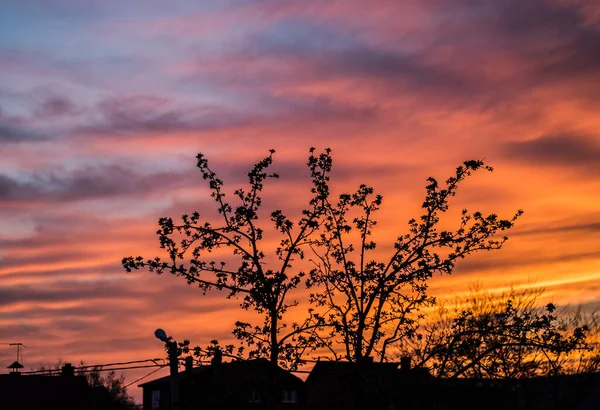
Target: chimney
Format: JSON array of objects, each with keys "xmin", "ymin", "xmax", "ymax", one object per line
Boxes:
[
  {"xmin": 185, "ymin": 356, "xmax": 194, "ymax": 377},
  {"xmin": 211, "ymin": 348, "xmax": 222, "ymax": 366},
  {"xmin": 400, "ymin": 356, "xmax": 411, "ymax": 371},
  {"xmin": 61, "ymin": 363, "xmax": 75, "ymax": 377}
]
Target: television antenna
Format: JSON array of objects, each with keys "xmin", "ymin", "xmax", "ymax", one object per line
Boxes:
[
  {"xmin": 3, "ymin": 342, "xmax": 27, "ymax": 373},
  {"xmin": 10, "ymin": 343, "xmax": 26, "ymax": 364}
]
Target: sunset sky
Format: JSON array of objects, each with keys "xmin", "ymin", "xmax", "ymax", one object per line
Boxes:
[{"xmin": 1, "ymin": 0, "xmax": 600, "ymax": 402}]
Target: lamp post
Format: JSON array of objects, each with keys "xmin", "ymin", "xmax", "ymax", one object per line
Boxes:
[{"xmin": 155, "ymin": 329, "xmax": 180, "ymax": 410}]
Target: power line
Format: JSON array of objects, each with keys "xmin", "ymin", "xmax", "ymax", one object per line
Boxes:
[
  {"xmin": 124, "ymin": 366, "xmax": 166, "ymax": 388},
  {"xmin": 22, "ymin": 359, "xmax": 167, "ymax": 375},
  {"xmin": 76, "ymin": 358, "xmax": 165, "ymax": 369},
  {"xmin": 77, "ymin": 364, "xmax": 168, "ymax": 373},
  {"xmin": 24, "ymin": 364, "xmax": 167, "ymax": 375}
]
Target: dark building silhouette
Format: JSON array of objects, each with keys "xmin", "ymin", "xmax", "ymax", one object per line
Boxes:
[
  {"xmin": 429, "ymin": 373, "xmax": 600, "ymax": 410},
  {"xmin": 138, "ymin": 353, "xmax": 600, "ymax": 410},
  {"xmin": 305, "ymin": 358, "xmax": 600, "ymax": 410},
  {"xmin": 305, "ymin": 357, "xmax": 431, "ymax": 410},
  {"xmin": 139, "ymin": 358, "xmax": 304, "ymax": 410},
  {"xmin": 0, "ymin": 363, "xmax": 117, "ymax": 410}
]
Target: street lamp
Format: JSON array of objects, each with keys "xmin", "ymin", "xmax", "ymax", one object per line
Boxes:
[
  {"xmin": 154, "ymin": 328, "xmax": 169, "ymax": 343},
  {"xmin": 155, "ymin": 329, "xmax": 179, "ymax": 410}
]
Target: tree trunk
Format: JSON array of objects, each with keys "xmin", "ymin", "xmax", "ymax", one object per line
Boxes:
[
  {"xmin": 268, "ymin": 309, "xmax": 279, "ymax": 410},
  {"xmin": 270, "ymin": 310, "xmax": 279, "ymax": 365}
]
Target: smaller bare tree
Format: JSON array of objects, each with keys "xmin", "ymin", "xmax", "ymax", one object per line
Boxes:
[
  {"xmin": 399, "ymin": 286, "xmax": 591, "ymax": 378},
  {"xmin": 37, "ymin": 359, "xmax": 136, "ymax": 409},
  {"xmin": 558, "ymin": 305, "xmax": 600, "ymax": 374}
]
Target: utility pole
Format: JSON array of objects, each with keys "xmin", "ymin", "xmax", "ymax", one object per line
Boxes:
[
  {"xmin": 155, "ymin": 329, "xmax": 180, "ymax": 410},
  {"xmin": 167, "ymin": 340, "xmax": 180, "ymax": 410}
]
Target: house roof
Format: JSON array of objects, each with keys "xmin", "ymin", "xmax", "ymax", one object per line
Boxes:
[
  {"xmin": 305, "ymin": 360, "xmax": 400, "ymax": 385},
  {"xmin": 139, "ymin": 363, "xmax": 209, "ymax": 387},
  {"xmin": 139, "ymin": 358, "xmax": 303, "ymax": 388}
]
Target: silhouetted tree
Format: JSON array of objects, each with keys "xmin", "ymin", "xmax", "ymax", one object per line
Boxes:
[
  {"xmin": 37, "ymin": 360, "xmax": 136, "ymax": 409},
  {"xmin": 558, "ymin": 305, "xmax": 600, "ymax": 373},
  {"xmin": 86, "ymin": 366, "xmax": 137, "ymax": 410},
  {"xmin": 123, "ymin": 150, "xmax": 526, "ymax": 370},
  {"xmin": 306, "ymin": 161, "xmax": 523, "ymax": 362},
  {"xmin": 123, "ymin": 148, "xmax": 332, "ymax": 369},
  {"xmin": 399, "ymin": 287, "xmax": 591, "ymax": 378}
]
